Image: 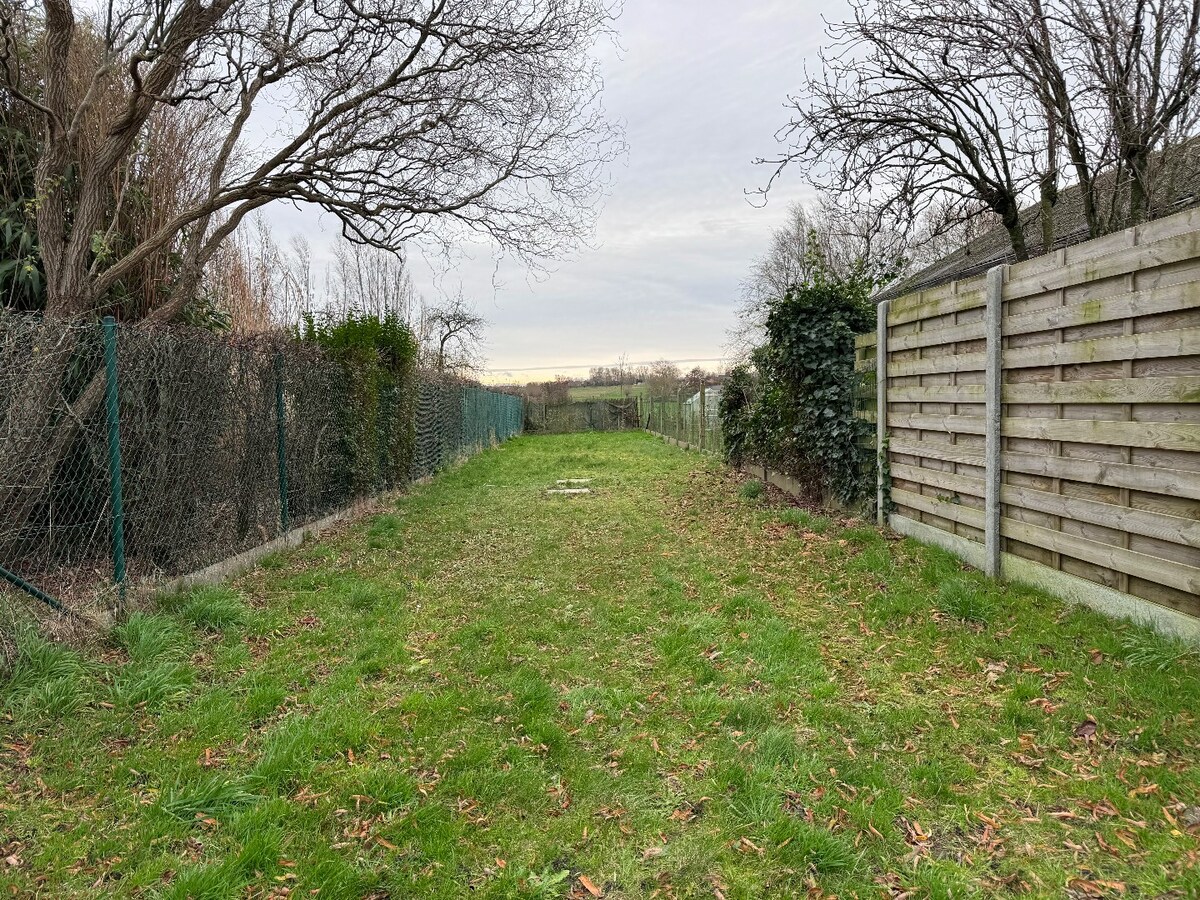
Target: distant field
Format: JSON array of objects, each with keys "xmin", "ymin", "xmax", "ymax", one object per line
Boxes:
[{"xmin": 566, "ymin": 384, "xmax": 647, "ymax": 401}]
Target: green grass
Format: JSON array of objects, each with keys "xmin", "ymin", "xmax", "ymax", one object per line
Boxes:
[
  {"xmin": 2, "ymin": 432, "xmax": 1197, "ymax": 898},
  {"xmin": 567, "ymin": 383, "xmax": 647, "ymax": 402}
]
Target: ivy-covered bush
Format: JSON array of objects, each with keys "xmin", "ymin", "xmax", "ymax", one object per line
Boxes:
[
  {"xmin": 718, "ymin": 365, "xmax": 756, "ymax": 467},
  {"xmin": 300, "ymin": 312, "xmax": 419, "ymax": 496},
  {"xmin": 720, "ymin": 262, "xmax": 881, "ymax": 506}
]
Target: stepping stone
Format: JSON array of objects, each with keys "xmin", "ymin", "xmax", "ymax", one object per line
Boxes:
[
  {"xmin": 556, "ymin": 478, "xmax": 592, "ymax": 485},
  {"xmin": 545, "ymin": 488, "xmax": 591, "ymax": 495}
]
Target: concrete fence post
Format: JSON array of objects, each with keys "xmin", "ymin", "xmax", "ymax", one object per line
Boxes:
[
  {"xmin": 875, "ymin": 300, "xmax": 890, "ymax": 527},
  {"xmin": 984, "ymin": 265, "xmax": 1007, "ymax": 578}
]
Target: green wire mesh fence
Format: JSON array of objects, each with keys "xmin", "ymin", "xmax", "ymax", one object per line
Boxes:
[
  {"xmin": 0, "ymin": 313, "xmax": 522, "ymax": 620},
  {"xmin": 523, "ymin": 398, "xmax": 640, "ymax": 433},
  {"xmin": 642, "ymin": 389, "xmax": 724, "ymax": 457}
]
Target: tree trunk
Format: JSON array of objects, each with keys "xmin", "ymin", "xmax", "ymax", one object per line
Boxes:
[
  {"xmin": 1000, "ymin": 200, "xmax": 1030, "ymax": 261},
  {"xmin": 1127, "ymin": 150, "xmax": 1151, "ymax": 226},
  {"xmin": 1039, "ymin": 171, "xmax": 1058, "ymax": 253}
]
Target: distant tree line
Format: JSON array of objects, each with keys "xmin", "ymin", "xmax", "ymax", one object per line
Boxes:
[{"xmin": 517, "ymin": 361, "xmax": 722, "ymax": 404}]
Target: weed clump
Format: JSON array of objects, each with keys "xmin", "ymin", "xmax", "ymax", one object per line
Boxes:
[
  {"xmin": 740, "ymin": 480, "xmax": 765, "ymax": 500},
  {"xmin": 936, "ymin": 579, "xmax": 994, "ymax": 624}
]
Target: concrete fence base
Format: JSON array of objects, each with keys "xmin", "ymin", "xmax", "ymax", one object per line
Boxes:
[{"xmin": 891, "ymin": 514, "xmax": 1200, "ymax": 643}]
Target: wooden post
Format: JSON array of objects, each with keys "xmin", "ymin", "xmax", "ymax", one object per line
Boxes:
[
  {"xmin": 876, "ymin": 301, "xmax": 890, "ymax": 527},
  {"xmin": 984, "ymin": 264, "xmax": 1007, "ymax": 578}
]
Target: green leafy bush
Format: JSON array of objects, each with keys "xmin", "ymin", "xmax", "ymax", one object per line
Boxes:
[
  {"xmin": 718, "ymin": 364, "xmax": 756, "ymax": 467},
  {"xmin": 300, "ymin": 312, "xmax": 419, "ymax": 496},
  {"xmin": 719, "ymin": 254, "xmax": 884, "ymax": 506}
]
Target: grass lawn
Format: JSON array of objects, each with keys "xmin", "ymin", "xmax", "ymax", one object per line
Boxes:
[
  {"xmin": 2, "ymin": 432, "xmax": 1198, "ymax": 899},
  {"xmin": 567, "ymin": 385, "xmax": 646, "ymax": 402}
]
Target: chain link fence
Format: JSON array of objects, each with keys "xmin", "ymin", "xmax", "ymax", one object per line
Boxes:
[
  {"xmin": 0, "ymin": 313, "xmax": 521, "ymax": 623},
  {"xmin": 523, "ymin": 398, "xmax": 640, "ymax": 433}
]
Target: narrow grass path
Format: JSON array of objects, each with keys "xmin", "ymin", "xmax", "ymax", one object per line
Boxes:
[{"xmin": 2, "ymin": 432, "xmax": 1198, "ymax": 899}]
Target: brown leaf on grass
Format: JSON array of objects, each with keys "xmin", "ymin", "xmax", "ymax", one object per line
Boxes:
[
  {"xmin": 980, "ymin": 659, "xmax": 1008, "ymax": 684},
  {"xmin": 1079, "ymin": 799, "xmax": 1119, "ymax": 820},
  {"xmin": 670, "ymin": 798, "xmax": 707, "ymax": 823},
  {"xmin": 641, "ymin": 846, "xmax": 665, "ymax": 861},
  {"xmin": 1066, "ymin": 877, "xmax": 1126, "ymax": 897},
  {"xmin": 1074, "ymin": 718, "xmax": 1098, "ymax": 741},
  {"xmin": 577, "ymin": 874, "xmax": 602, "ymax": 897},
  {"xmin": 736, "ymin": 837, "xmax": 764, "ymax": 855},
  {"xmin": 1126, "ymin": 782, "xmax": 1159, "ymax": 798},
  {"xmin": 375, "ymin": 836, "xmax": 398, "ymax": 851},
  {"xmin": 897, "ymin": 817, "xmax": 930, "ymax": 851}
]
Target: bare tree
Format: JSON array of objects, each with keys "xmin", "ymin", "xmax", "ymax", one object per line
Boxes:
[
  {"xmin": 770, "ymin": 0, "xmax": 1043, "ymax": 261},
  {"xmin": 324, "ymin": 241, "xmax": 419, "ymax": 323},
  {"xmin": 729, "ymin": 196, "xmax": 921, "ymax": 357},
  {"xmin": 645, "ymin": 359, "xmax": 681, "ymax": 399},
  {"xmin": 421, "ymin": 291, "xmax": 487, "ymax": 373},
  {"xmin": 0, "ymin": 0, "xmax": 620, "ymax": 319},
  {"xmin": 772, "ymin": 0, "xmax": 1200, "ymax": 261},
  {"xmin": 0, "ymin": 0, "xmax": 617, "ymax": 555},
  {"xmin": 1012, "ymin": 0, "xmax": 1200, "ymax": 229}
]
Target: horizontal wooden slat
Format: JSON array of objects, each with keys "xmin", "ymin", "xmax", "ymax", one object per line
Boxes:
[
  {"xmin": 855, "ymin": 332, "xmax": 878, "ymax": 348},
  {"xmin": 1002, "ymin": 417, "xmax": 1200, "ymax": 452},
  {"xmin": 889, "ymin": 439, "xmax": 1200, "ymax": 500},
  {"xmin": 889, "ymin": 320, "xmax": 985, "ymax": 352},
  {"xmin": 888, "ymin": 327, "xmax": 1200, "ymax": 377},
  {"xmin": 1004, "ymin": 229, "xmax": 1200, "ymax": 299},
  {"xmin": 888, "ymin": 285, "xmax": 986, "ymax": 326},
  {"xmin": 888, "ymin": 351, "xmax": 986, "ymax": 378},
  {"xmin": 892, "ymin": 488, "xmax": 985, "ymax": 528},
  {"xmin": 1003, "ymin": 281, "xmax": 1200, "ymax": 338},
  {"xmin": 888, "ymin": 385, "xmax": 986, "ymax": 403},
  {"xmin": 891, "ymin": 463, "xmax": 985, "ymax": 498},
  {"xmin": 1002, "ymin": 484, "xmax": 1200, "ymax": 549},
  {"xmin": 889, "ymin": 439, "xmax": 985, "ymax": 468},
  {"xmin": 1003, "ymin": 327, "xmax": 1200, "ymax": 370},
  {"xmin": 1003, "ymin": 452, "xmax": 1200, "ymax": 501},
  {"xmin": 1002, "ymin": 517, "xmax": 1200, "ymax": 594},
  {"xmin": 889, "ymin": 413, "xmax": 987, "ymax": 435},
  {"xmin": 1001, "ymin": 376, "xmax": 1200, "ymax": 404},
  {"xmin": 887, "ymin": 377, "xmax": 1200, "ymax": 404}
]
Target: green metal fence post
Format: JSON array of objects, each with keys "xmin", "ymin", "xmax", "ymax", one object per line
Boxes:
[
  {"xmin": 274, "ymin": 352, "xmax": 290, "ymax": 534},
  {"xmin": 101, "ymin": 316, "xmax": 127, "ymax": 611}
]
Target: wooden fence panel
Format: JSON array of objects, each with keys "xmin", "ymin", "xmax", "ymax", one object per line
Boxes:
[{"xmin": 868, "ymin": 207, "xmax": 1200, "ymax": 628}]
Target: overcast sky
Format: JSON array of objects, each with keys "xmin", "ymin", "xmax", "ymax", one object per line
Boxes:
[{"xmin": 270, "ymin": 1, "xmax": 838, "ymax": 382}]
